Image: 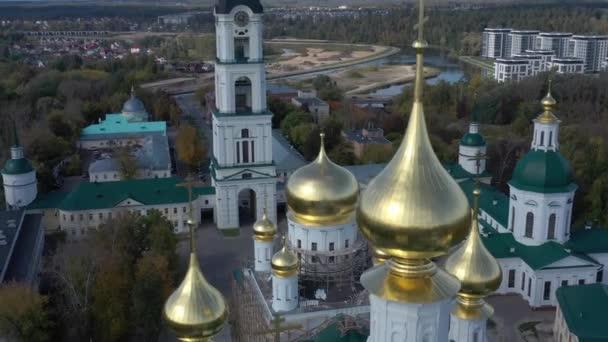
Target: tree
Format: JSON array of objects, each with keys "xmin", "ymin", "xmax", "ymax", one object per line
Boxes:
[
  {"xmin": 0, "ymin": 283, "xmax": 52, "ymax": 342},
  {"xmin": 328, "ymin": 141, "xmax": 356, "ymax": 165},
  {"xmin": 176, "ymin": 124, "xmax": 206, "ymax": 171},
  {"xmin": 291, "ymin": 123, "xmax": 318, "ymax": 149},
  {"xmin": 117, "ymin": 144, "xmax": 138, "ymax": 180},
  {"xmin": 131, "ymin": 254, "xmax": 173, "ymax": 341},
  {"xmin": 360, "ymin": 144, "xmax": 394, "ymax": 164},
  {"xmin": 280, "ymin": 111, "xmax": 313, "ymax": 140}
]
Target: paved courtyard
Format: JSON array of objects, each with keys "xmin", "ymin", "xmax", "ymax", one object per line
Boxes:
[{"xmin": 487, "ymin": 294, "xmax": 555, "ymax": 342}]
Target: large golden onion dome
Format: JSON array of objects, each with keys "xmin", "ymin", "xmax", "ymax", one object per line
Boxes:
[
  {"xmin": 445, "ymin": 187, "xmax": 502, "ymax": 299},
  {"xmin": 271, "ymin": 237, "xmax": 299, "ymax": 278},
  {"xmin": 356, "ymin": 57, "xmax": 471, "ymax": 260},
  {"xmin": 286, "ymin": 133, "xmax": 359, "ymax": 226},
  {"xmin": 164, "ymin": 253, "xmax": 227, "ymax": 341},
  {"xmin": 252, "ymin": 210, "xmax": 277, "ymax": 242}
]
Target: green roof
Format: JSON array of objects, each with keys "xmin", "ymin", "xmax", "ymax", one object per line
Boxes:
[
  {"xmin": 460, "ymin": 132, "xmax": 486, "ymax": 147},
  {"xmin": 28, "ymin": 191, "xmax": 69, "ymax": 210},
  {"xmin": 565, "ymin": 228, "xmax": 608, "ymax": 254},
  {"xmin": 301, "ymin": 316, "xmax": 368, "ymax": 342},
  {"xmin": 444, "ymin": 162, "xmax": 491, "ymax": 181},
  {"xmin": 80, "ymin": 114, "xmax": 166, "ymax": 139},
  {"xmin": 2, "ymin": 158, "xmax": 34, "ymax": 175},
  {"xmin": 556, "ymin": 283, "xmax": 608, "ymax": 342},
  {"xmin": 480, "ymin": 224, "xmax": 596, "ymax": 270},
  {"xmin": 57, "ymin": 177, "xmax": 214, "ymax": 211},
  {"xmin": 459, "ymin": 180, "xmax": 509, "ymax": 227},
  {"xmin": 510, "ymin": 150, "xmax": 576, "ymax": 193}
]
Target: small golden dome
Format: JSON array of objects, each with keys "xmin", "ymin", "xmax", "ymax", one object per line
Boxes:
[
  {"xmin": 286, "ymin": 133, "xmax": 359, "ymax": 226},
  {"xmin": 271, "ymin": 237, "xmax": 298, "ymax": 278},
  {"xmin": 537, "ymin": 83, "xmax": 559, "ymax": 124},
  {"xmin": 164, "ymin": 253, "xmax": 227, "ymax": 341},
  {"xmin": 357, "ymin": 100, "xmax": 471, "ymax": 259},
  {"xmin": 253, "ymin": 210, "xmax": 277, "ymax": 241},
  {"xmin": 445, "ymin": 187, "xmax": 502, "ymax": 299}
]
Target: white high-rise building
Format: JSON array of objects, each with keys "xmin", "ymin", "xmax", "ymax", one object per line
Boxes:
[
  {"xmin": 482, "ymin": 28, "xmax": 511, "ymax": 58},
  {"xmin": 2, "ymin": 122, "xmax": 37, "ymax": 210},
  {"xmin": 506, "ymin": 30, "xmax": 540, "ymax": 57},
  {"xmin": 536, "ymin": 32, "xmax": 572, "ymax": 58},
  {"xmin": 211, "ymin": 0, "xmax": 277, "ymax": 229},
  {"xmin": 567, "ymin": 35, "xmax": 608, "ymax": 73}
]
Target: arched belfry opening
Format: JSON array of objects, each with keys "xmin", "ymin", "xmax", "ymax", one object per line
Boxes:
[
  {"xmin": 238, "ymin": 188, "xmax": 256, "ymax": 225},
  {"xmin": 234, "ymin": 36, "xmax": 250, "ymax": 62},
  {"xmin": 235, "ymin": 76, "xmax": 252, "ymax": 113}
]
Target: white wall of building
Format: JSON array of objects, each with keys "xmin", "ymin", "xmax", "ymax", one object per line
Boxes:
[
  {"xmin": 272, "ymin": 274, "xmax": 298, "ymax": 312},
  {"xmin": 3, "ymin": 171, "xmax": 37, "ymax": 209}
]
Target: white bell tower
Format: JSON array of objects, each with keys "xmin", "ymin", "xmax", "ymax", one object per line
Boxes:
[{"xmin": 212, "ymin": 0, "xmax": 276, "ymax": 229}]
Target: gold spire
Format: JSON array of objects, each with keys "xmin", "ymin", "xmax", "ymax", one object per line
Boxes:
[
  {"xmin": 537, "ymin": 80, "xmax": 559, "ymax": 124},
  {"xmin": 253, "ymin": 197, "xmax": 277, "ymax": 242},
  {"xmin": 357, "ymin": 0, "xmax": 469, "ymax": 304},
  {"xmin": 271, "ymin": 236, "xmax": 299, "ymax": 278},
  {"xmin": 286, "ymin": 132, "xmax": 359, "ymax": 226},
  {"xmin": 164, "ymin": 178, "xmax": 227, "ymax": 341},
  {"xmin": 444, "ymin": 182, "xmax": 502, "ymax": 320}
]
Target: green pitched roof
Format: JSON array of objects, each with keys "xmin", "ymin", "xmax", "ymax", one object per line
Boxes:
[
  {"xmin": 57, "ymin": 177, "xmax": 214, "ymax": 211},
  {"xmin": 556, "ymin": 283, "xmax": 608, "ymax": 342},
  {"xmin": 460, "ymin": 132, "xmax": 486, "ymax": 147},
  {"xmin": 80, "ymin": 114, "xmax": 166, "ymax": 139},
  {"xmin": 459, "ymin": 180, "xmax": 509, "ymax": 227},
  {"xmin": 28, "ymin": 191, "xmax": 69, "ymax": 210},
  {"xmin": 301, "ymin": 317, "xmax": 368, "ymax": 342},
  {"xmin": 480, "ymin": 223, "xmax": 595, "ymax": 270},
  {"xmin": 510, "ymin": 150, "xmax": 576, "ymax": 193},
  {"xmin": 2, "ymin": 158, "xmax": 34, "ymax": 175},
  {"xmin": 444, "ymin": 162, "xmax": 491, "ymax": 181},
  {"xmin": 565, "ymin": 228, "xmax": 608, "ymax": 254}
]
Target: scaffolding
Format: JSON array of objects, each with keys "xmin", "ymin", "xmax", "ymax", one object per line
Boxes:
[{"xmin": 292, "ymin": 238, "xmax": 370, "ymax": 299}]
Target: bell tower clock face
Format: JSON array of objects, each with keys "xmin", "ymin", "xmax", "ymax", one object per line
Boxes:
[{"xmin": 234, "ymin": 11, "xmax": 249, "ymax": 27}]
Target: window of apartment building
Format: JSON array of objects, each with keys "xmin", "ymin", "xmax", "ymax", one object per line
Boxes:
[
  {"xmin": 543, "ymin": 281, "xmax": 551, "ymax": 300},
  {"xmin": 311, "ymin": 242, "xmax": 317, "ymax": 251},
  {"xmin": 297, "ymin": 239, "xmax": 302, "ymax": 248},
  {"xmin": 507, "ymin": 270, "xmax": 515, "ymax": 288},
  {"xmin": 329, "ymin": 242, "xmax": 334, "ymax": 251},
  {"xmin": 578, "ymin": 279, "xmax": 585, "ymax": 285}
]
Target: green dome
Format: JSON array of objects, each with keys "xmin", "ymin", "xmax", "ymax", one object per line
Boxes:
[
  {"xmin": 2, "ymin": 158, "xmax": 34, "ymax": 175},
  {"xmin": 460, "ymin": 133, "xmax": 486, "ymax": 147},
  {"xmin": 510, "ymin": 150, "xmax": 576, "ymax": 193}
]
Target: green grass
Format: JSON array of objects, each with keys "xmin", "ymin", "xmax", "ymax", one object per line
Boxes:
[
  {"xmin": 220, "ymin": 228, "xmax": 241, "ymax": 237},
  {"xmin": 347, "ymin": 70, "xmax": 364, "ymax": 78}
]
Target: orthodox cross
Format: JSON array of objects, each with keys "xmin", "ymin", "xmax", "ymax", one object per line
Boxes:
[
  {"xmin": 253, "ymin": 314, "xmax": 302, "ymax": 342},
  {"xmin": 413, "ymin": 0, "xmax": 429, "ymax": 42},
  {"xmin": 176, "ymin": 176, "xmax": 206, "ymax": 252},
  {"xmin": 468, "ymin": 151, "xmax": 489, "ymax": 189}
]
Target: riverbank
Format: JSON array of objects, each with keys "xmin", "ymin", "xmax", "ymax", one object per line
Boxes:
[
  {"xmin": 334, "ymin": 65, "xmax": 441, "ymax": 95},
  {"xmin": 459, "ymin": 55, "xmax": 494, "ymax": 74}
]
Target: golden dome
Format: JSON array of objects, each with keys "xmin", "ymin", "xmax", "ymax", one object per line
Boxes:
[
  {"xmin": 271, "ymin": 237, "xmax": 298, "ymax": 278},
  {"xmin": 444, "ymin": 187, "xmax": 502, "ymax": 301},
  {"xmin": 164, "ymin": 253, "xmax": 227, "ymax": 341},
  {"xmin": 286, "ymin": 133, "xmax": 359, "ymax": 226},
  {"xmin": 356, "ymin": 67, "xmax": 471, "ymax": 260},
  {"xmin": 537, "ymin": 83, "xmax": 559, "ymax": 124},
  {"xmin": 253, "ymin": 210, "xmax": 277, "ymax": 241}
]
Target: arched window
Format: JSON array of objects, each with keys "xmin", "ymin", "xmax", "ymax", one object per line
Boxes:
[
  {"xmin": 548, "ymin": 214, "xmax": 556, "ymax": 239},
  {"xmin": 242, "ymin": 141, "xmax": 249, "ymax": 163},
  {"xmin": 251, "ymin": 140, "xmax": 255, "ymax": 163},
  {"xmin": 241, "ymin": 129, "xmax": 249, "ymax": 138},
  {"xmin": 473, "ymin": 330, "xmax": 481, "ymax": 342},
  {"xmin": 540, "ymin": 131, "xmax": 545, "ymax": 147},
  {"xmin": 236, "ymin": 141, "xmax": 240, "ymax": 163},
  {"xmin": 548, "ymin": 131, "xmax": 553, "ymax": 147},
  {"xmin": 511, "ymin": 207, "xmax": 516, "ymax": 231},
  {"xmin": 525, "ymin": 212, "xmax": 534, "ymax": 238}
]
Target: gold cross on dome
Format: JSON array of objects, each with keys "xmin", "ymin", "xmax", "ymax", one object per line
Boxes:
[
  {"xmin": 176, "ymin": 176, "xmax": 206, "ymax": 252},
  {"xmin": 413, "ymin": 0, "xmax": 429, "ymax": 41}
]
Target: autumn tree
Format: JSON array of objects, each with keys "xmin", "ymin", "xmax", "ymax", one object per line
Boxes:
[
  {"xmin": 176, "ymin": 123, "xmax": 206, "ymax": 171},
  {"xmin": 0, "ymin": 283, "xmax": 52, "ymax": 342},
  {"xmin": 117, "ymin": 144, "xmax": 138, "ymax": 180}
]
